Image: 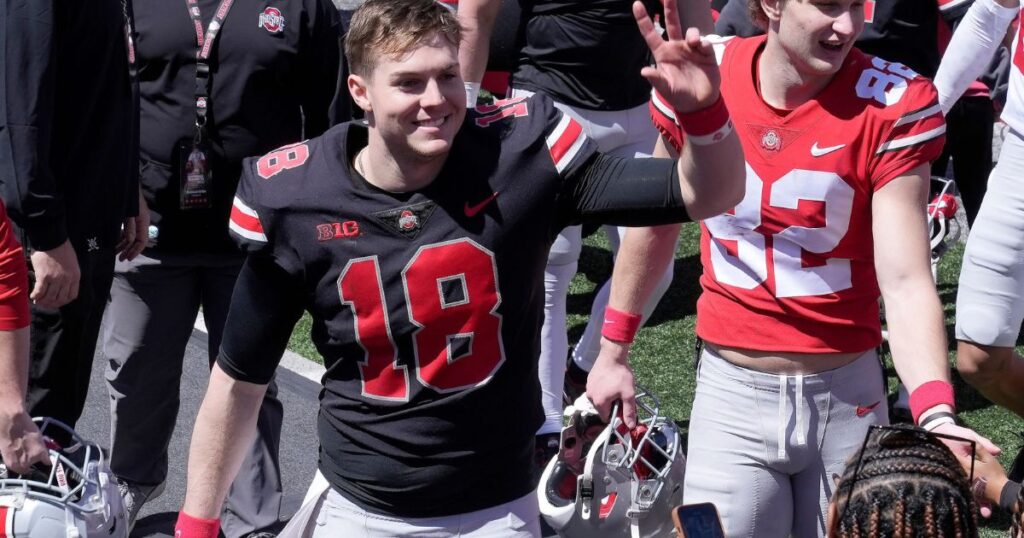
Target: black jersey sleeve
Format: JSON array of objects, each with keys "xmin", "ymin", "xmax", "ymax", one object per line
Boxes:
[
  {"xmin": 0, "ymin": 0, "xmax": 67, "ymax": 251},
  {"xmin": 301, "ymin": 0, "xmax": 343, "ymax": 134},
  {"xmin": 216, "ymin": 255, "xmax": 305, "ymax": 384},
  {"xmin": 559, "ymin": 153, "xmax": 690, "ymax": 226},
  {"xmin": 229, "ymin": 145, "xmax": 308, "ymax": 275}
]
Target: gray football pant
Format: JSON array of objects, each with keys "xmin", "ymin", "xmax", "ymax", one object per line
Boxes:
[
  {"xmin": 103, "ymin": 251, "xmax": 284, "ymax": 537},
  {"xmin": 683, "ymin": 347, "xmax": 887, "ymax": 538},
  {"xmin": 956, "ymin": 128, "xmax": 1024, "ymax": 347},
  {"xmin": 307, "ymin": 483, "xmax": 540, "ymax": 537}
]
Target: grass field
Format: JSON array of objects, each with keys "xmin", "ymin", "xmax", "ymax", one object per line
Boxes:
[{"xmin": 287, "ymin": 223, "xmax": 1024, "ymax": 536}]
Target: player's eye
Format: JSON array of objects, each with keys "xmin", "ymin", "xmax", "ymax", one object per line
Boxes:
[{"xmin": 397, "ymin": 78, "xmax": 421, "ymax": 90}]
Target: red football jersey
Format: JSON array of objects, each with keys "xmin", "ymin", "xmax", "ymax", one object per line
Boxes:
[{"xmin": 653, "ymin": 35, "xmax": 946, "ymax": 353}]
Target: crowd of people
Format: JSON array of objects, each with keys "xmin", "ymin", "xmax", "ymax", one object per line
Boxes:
[{"xmin": 2, "ymin": 0, "xmax": 1024, "ymax": 536}]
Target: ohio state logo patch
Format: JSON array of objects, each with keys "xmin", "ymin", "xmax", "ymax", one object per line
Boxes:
[
  {"xmin": 258, "ymin": 7, "xmax": 285, "ymax": 34},
  {"xmin": 372, "ymin": 201, "xmax": 436, "ymax": 240},
  {"xmin": 761, "ymin": 129, "xmax": 781, "ymax": 151},
  {"xmin": 398, "ymin": 210, "xmax": 419, "ymax": 231}
]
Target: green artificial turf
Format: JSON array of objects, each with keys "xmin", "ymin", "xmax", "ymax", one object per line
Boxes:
[{"xmin": 287, "ymin": 224, "xmax": 1024, "ymax": 536}]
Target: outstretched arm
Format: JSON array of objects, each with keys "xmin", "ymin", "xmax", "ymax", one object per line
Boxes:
[
  {"xmin": 634, "ymin": 0, "xmax": 745, "ymax": 219},
  {"xmin": 933, "ymin": 0, "xmax": 1018, "ymax": 113},
  {"xmin": 586, "ymin": 136, "xmax": 685, "ymax": 426},
  {"xmin": 874, "ymin": 165, "xmax": 999, "ymax": 457},
  {"xmin": 457, "ymin": 0, "xmax": 502, "ymax": 104}
]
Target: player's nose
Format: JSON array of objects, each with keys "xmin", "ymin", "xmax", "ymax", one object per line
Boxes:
[
  {"xmin": 422, "ymin": 78, "xmax": 447, "ymax": 108},
  {"xmin": 831, "ymin": 8, "xmax": 858, "ymax": 39}
]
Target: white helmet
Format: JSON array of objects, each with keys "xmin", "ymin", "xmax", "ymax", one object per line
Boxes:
[
  {"xmin": 0, "ymin": 418, "xmax": 126, "ymax": 538},
  {"xmin": 538, "ymin": 388, "xmax": 685, "ymax": 538}
]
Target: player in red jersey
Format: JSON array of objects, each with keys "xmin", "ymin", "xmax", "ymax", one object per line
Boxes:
[
  {"xmin": 588, "ymin": 0, "xmax": 999, "ymax": 536},
  {"xmin": 0, "ymin": 199, "xmax": 44, "ymax": 476}
]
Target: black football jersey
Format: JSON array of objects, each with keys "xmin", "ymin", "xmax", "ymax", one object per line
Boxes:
[
  {"xmin": 856, "ymin": 0, "xmax": 972, "ymax": 77},
  {"xmin": 223, "ymin": 93, "xmax": 686, "ymax": 517},
  {"xmin": 510, "ymin": 0, "xmax": 664, "ymax": 110}
]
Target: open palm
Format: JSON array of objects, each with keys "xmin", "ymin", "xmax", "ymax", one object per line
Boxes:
[{"xmin": 634, "ymin": 0, "xmax": 721, "ymax": 114}]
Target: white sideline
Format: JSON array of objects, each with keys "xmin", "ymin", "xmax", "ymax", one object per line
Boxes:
[{"xmin": 194, "ymin": 312, "xmax": 325, "ymax": 383}]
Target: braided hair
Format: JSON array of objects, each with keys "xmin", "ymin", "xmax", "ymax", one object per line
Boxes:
[{"xmin": 832, "ymin": 424, "xmax": 978, "ymax": 538}]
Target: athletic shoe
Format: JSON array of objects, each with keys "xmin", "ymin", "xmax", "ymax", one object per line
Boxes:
[{"xmin": 118, "ymin": 478, "xmax": 166, "ymax": 534}]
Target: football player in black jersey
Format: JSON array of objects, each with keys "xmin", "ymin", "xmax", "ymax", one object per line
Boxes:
[{"xmin": 173, "ymin": 0, "xmax": 743, "ymax": 536}]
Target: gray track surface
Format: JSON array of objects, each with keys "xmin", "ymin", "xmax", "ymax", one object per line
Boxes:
[{"xmin": 76, "ymin": 324, "xmax": 322, "ymax": 538}]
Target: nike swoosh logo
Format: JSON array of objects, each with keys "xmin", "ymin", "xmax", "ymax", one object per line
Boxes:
[
  {"xmin": 855, "ymin": 401, "xmax": 881, "ymax": 417},
  {"xmin": 810, "ymin": 142, "xmax": 846, "ymax": 157},
  {"xmin": 464, "ymin": 192, "xmax": 499, "ymax": 217}
]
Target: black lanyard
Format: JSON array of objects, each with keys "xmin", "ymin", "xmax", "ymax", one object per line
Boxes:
[{"xmin": 185, "ymin": 0, "xmax": 235, "ymax": 141}]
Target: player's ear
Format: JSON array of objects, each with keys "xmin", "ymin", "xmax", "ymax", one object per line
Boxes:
[
  {"xmin": 348, "ymin": 73, "xmax": 372, "ymax": 113},
  {"xmin": 761, "ymin": 0, "xmax": 783, "ymax": 24}
]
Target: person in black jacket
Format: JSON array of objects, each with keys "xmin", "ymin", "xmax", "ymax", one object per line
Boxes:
[
  {"xmin": 0, "ymin": 0, "xmax": 145, "ymax": 447},
  {"xmin": 100, "ymin": 0, "xmax": 343, "ymax": 536}
]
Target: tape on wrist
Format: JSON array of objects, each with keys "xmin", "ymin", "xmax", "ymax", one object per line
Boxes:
[
  {"xmin": 601, "ymin": 306, "xmax": 642, "ymax": 344},
  {"xmin": 174, "ymin": 512, "xmax": 220, "ymax": 538},
  {"xmin": 920, "ymin": 411, "xmax": 957, "ymax": 432},
  {"xmin": 909, "ymin": 380, "xmax": 955, "ymax": 425},
  {"xmin": 464, "ymin": 82, "xmax": 481, "ymax": 108},
  {"xmin": 676, "ymin": 94, "xmax": 733, "ymax": 146}
]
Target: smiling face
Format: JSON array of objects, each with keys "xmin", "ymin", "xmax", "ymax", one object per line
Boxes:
[
  {"xmin": 350, "ymin": 34, "xmax": 466, "ymax": 165},
  {"xmin": 767, "ymin": 0, "xmax": 865, "ymax": 77}
]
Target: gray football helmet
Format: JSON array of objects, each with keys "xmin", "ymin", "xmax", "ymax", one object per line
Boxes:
[
  {"xmin": 537, "ymin": 388, "xmax": 685, "ymax": 538},
  {"xmin": 0, "ymin": 417, "xmax": 126, "ymax": 537}
]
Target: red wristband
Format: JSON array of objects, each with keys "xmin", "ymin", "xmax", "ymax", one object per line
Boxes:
[
  {"xmin": 676, "ymin": 94, "xmax": 732, "ymax": 145},
  {"xmin": 601, "ymin": 307, "xmax": 643, "ymax": 344},
  {"xmin": 174, "ymin": 512, "xmax": 220, "ymax": 538},
  {"xmin": 909, "ymin": 380, "xmax": 955, "ymax": 424}
]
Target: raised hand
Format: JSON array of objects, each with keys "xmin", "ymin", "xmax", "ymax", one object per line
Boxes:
[{"xmin": 634, "ymin": 0, "xmax": 721, "ymax": 114}]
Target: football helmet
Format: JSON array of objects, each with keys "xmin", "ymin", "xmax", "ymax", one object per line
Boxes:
[
  {"xmin": 538, "ymin": 388, "xmax": 685, "ymax": 538},
  {"xmin": 927, "ymin": 176, "xmax": 961, "ymax": 280},
  {"xmin": 0, "ymin": 417, "xmax": 126, "ymax": 537}
]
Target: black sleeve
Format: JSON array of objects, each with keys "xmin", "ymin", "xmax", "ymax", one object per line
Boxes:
[
  {"xmin": 0, "ymin": 0, "xmax": 67, "ymax": 251},
  {"xmin": 559, "ymin": 153, "xmax": 690, "ymax": 227},
  {"xmin": 217, "ymin": 255, "xmax": 306, "ymax": 385},
  {"xmin": 302, "ymin": 0, "xmax": 343, "ymax": 135}
]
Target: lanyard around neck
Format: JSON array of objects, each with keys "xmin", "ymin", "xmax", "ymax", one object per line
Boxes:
[{"xmin": 185, "ymin": 0, "xmax": 235, "ymax": 138}]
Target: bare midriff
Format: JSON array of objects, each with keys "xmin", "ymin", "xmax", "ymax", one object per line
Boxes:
[{"xmin": 708, "ymin": 343, "xmax": 869, "ymax": 375}]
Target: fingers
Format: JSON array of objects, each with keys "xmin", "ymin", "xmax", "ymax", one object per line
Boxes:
[
  {"xmin": 1, "ymin": 430, "xmax": 48, "ymax": 475},
  {"xmin": 975, "ymin": 432, "xmax": 1002, "ymax": 456},
  {"xmin": 117, "ymin": 218, "xmax": 137, "ymax": 259},
  {"xmin": 592, "ymin": 395, "xmax": 615, "ymax": 425},
  {"xmin": 634, "ymin": 1, "xmax": 668, "ymax": 58},
  {"xmin": 639, "ymin": 65, "xmax": 667, "ymax": 96},
  {"xmin": 126, "ymin": 219, "xmax": 149, "ymax": 261},
  {"xmin": 660, "ymin": 0, "xmax": 684, "ymax": 42},
  {"xmin": 620, "ymin": 392, "xmax": 637, "ymax": 429}
]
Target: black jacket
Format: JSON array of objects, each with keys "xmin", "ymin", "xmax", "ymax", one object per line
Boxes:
[
  {"xmin": 0, "ymin": 0, "xmax": 139, "ymax": 252},
  {"xmin": 133, "ymin": 0, "xmax": 342, "ymax": 254}
]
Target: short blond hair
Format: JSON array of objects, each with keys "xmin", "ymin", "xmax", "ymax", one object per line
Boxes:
[{"xmin": 345, "ymin": 0, "xmax": 462, "ymax": 78}]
